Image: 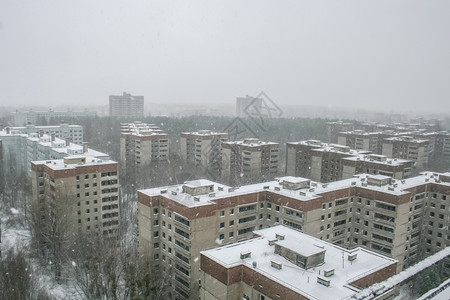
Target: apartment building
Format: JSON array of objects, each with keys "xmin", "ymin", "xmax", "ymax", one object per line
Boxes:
[
  {"xmin": 236, "ymin": 95, "xmax": 263, "ymax": 118},
  {"xmin": 11, "ymin": 110, "xmax": 96, "ymax": 126},
  {"xmin": 200, "ymin": 225, "xmax": 398, "ymax": 300},
  {"xmin": 3, "ymin": 124, "xmax": 84, "ymax": 144},
  {"xmin": 337, "ymin": 130, "xmax": 384, "ymax": 153},
  {"xmin": 286, "ymin": 140, "xmax": 413, "ymax": 182},
  {"xmin": 31, "ymin": 155, "xmax": 120, "ymax": 236},
  {"xmin": 0, "ymin": 129, "xmax": 108, "ymax": 178},
  {"xmin": 382, "ymin": 136, "xmax": 430, "ymax": 169},
  {"xmin": 221, "ymin": 138, "xmax": 280, "ymax": 185},
  {"xmin": 138, "ymin": 172, "xmax": 450, "ymax": 299},
  {"xmin": 109, "ymin": 92, "xmax": 144, "ymax": 118},
  {"xmin": 180, "ymin": 130, "xmax": 228, "ymax": 175},
  {"xmin": 120, "ymin": 122, "xmax": 169, "ymax": 169},
  {"xmin": 326, "ymin": 121, "xmax": 354, "ymax": 143}
]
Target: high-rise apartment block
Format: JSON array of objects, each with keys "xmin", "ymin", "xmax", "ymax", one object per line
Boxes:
[
  {"xmin": 286, "ymin": 140, "xmax": 413, "ymax": 182},
  {"xmin": 180, "ymin": 130, "xmax": 228, "ymax": 174},
  {"xmin": 31, "ymin": 155, "xmax": 120, "ymax": 236},
  {"xmin": 200, "ymin": 225, "xmax": 398, "ymax": 300},
  {"xmin": 138, "ymin": 172, "xmax": 450, "ymax": 299},
  {"xmin": 382, "ymin": 136, "xmax": 429, "ymax": 169},
  {"xmin": 236, "ymin": 95, "xmax": 263, "ymax": 118},
  {"xmin": 120, "ymin": 122, "xmax": 169, "ymax": 169},
  {"xmin": 3, "ymin": 124, "xmax": 84, "ymax": 144},
  {"xmin": 221, "ymin": 138, "xmax": 280, "ymax": 185},
  {"xmin": 0, "ymin": 128, "xmax": 108, "ymax": 178},
  {"xmin": 109, "ymin": 92, "xmax": 144, "ymax": 118},
  {"xmin": 11, "ymin": 110, "xmax": 96, "ymax": 127},
  {"xmin": 326, "ymin": 121, "xmax": 354, "ymax": 143}
]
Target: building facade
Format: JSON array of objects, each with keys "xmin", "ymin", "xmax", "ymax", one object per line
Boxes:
[
  {"xmin": 109, "ymin": 92, "xmax": 144, "ymax": 118},
  {"xmin": 138, "ymin": 172, "xmax": 450, "ymax": 299},
  {"xmin": 31, "ymin": 156, "xmax": 120, "ymax": 236},
  {"xmin": 0, "ymin": 128, "xmax": 108, "ymax": 179},
  {"xmin": 4, "ymin": 124, "xmax": 84, "ymax": 145},
  {"xmin": 286, "ymin": 140, "xmax": 413, "ymax": 182},
  {"xmin": 200, "ymin": 225, "xmax": 398, "ymax": 300},
  {"xmin": 11, "ymin": 110, "xmax": 96, "ymax": 127},
  {"xmin": 180, "ymin": 130, "xmax": 228, "ymax": 175},
  {"xmin": 236, "ymin": 95, "xmax": 263, "ymax": 118},
  {"xmin": 120, "ymin": 122, "xmax": 169, "ymax": 170},
  {"xmin": 382, "ymin": 136, "xmax": 429, "ymax": 169},
  {"xmin": 221, "ymin": 138, "xmax": 280, "ymax": 185}
]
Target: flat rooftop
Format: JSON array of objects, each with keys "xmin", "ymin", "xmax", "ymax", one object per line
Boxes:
[
  {"xmin": 32, "ymin": 156, "xmax": 117, "ymax": 170},
  {"xmin": 138, "ymin": 172, "xmax": 450, "ymax": 208},
  {"xmin": 201, "ymin": 225, "xmax": 397, "ymax": 300}
]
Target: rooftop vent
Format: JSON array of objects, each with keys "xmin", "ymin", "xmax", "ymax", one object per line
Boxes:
[
  {"xmin": 218, "ymin": 186, "xmax": 223, "ymax": 191},
  {"xmin": 324, "ymin": 268, "xmax": 335, "ymax": 277},
  {"xmin": 240, "ymin": 251, "xmax": 251, "ymax": 259},
  {"xmin": 160, "ymin": 189, "xmax": 167, "ymax": 194},
  {"xmin": 275, "ymin": 233, "xmax": 285, "ymax": 240},
  {"xmin": 274, "ymin": 187, "xmax": 281, "ymax": 191},
  {"xmin": 271, "ymin": 261, "xmax": 282, "ymax": 270},
  {"xmin": 171, "ymin": 191, "xmax": 177, "ymax": 195},
  {"xmin": 309, "ymin": 188, "xmax": 315, "ymax": 192},
  {"xmin": 208, "ymin": 192, "xmax": 215, "ymax": 197},
  {"xmin": 193, "ymin": 196, "xmax": 200, "ymax": 202},
  {"xmin": 348, "ymin": 253, "xmax": 357, "ymax": 261},
  {"xmin": 252, "ymin": 261, "xmax": 257, "ymax": 269},
  {"xmin": 263, "ymin": 185, "xmax": 270, "ymax": 190},
  {"xmin": 322, "ymin": 184, "xmax": 328, "ymax": 188},
  {"xmin": 299, "ymin": 191, "xmax": 306, "ymax": 196},
  {"xmin": 268, "ymin": 239, "xmax": 277, "ymax": 246},
  {"xmin": 317, "ymin": 276, "xmax": 330, "ymax": 287},
  {"xmin": 351, "ymin": 182, "xmax": 356, "ymax": 186}
]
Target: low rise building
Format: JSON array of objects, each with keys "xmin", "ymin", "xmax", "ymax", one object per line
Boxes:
[
  {"xmin": 200, "ymin": 225, "xmax": 398, "ymax": 300},
  {"xmin": 3, "ymin": 124, "xmax": 84, "ymax": 144}
]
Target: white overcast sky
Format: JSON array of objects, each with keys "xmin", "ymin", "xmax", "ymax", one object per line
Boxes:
[{"xmin": 0, "ymin": 0, "xmax": 449, "ymax": 113}]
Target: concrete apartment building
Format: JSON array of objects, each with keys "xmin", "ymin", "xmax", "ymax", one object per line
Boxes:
[
  {"xmin": 236, "ymin": 95, "xmax": 263, "ymax": 118},
  {"xmin": 11, "ymin": 110, "xmax": 96, "ymax": 126},
  {"xmin": 3, "ymin": 124, "xmax": 84, "ymax": 144},
  {"xmin": 180, "ymin": 130, "xmax": 228, "ymax": 175},
  {"xmin": 221, "ymin": 138, "xmax": 280, "ymax": 185},
  {"xmin": 137, "ymin": 172, "xmax": 450, "ymax": 299},
  {"xmin": 0, "ymin": 128, "xmax": 108, "ymax": 178},
  {"xmin": 286, "ymin": 140, "xmax": 413, "ymax": 182},
  {"xmin": 120, "ymin": 122, "xmax": 169, "ymax": 169},
  {"xmin": 326, "ymin": 121, "xmax": 354, "ymax": 143},
  {"xmin": 337, "ymin": 130, "xmax": 385, "ymax": 153},
  {"xmin": 382, "ymin": 136, "xmax": 430, "ymax": 169},
  {"xmin": 200, "ymin": 226, "xmax": 398, "ymax": 300},
  {"xmin": 31, "ymin": 155, "xmax": 120, "ymax": 236},
  {"xmin": 109, "ymin": 92, "xmax": 144, "ymax": 118}
]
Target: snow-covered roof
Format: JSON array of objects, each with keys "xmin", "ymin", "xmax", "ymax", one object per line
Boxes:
[
  {"xmin": 201, "ymin": 225, "xmax": 397, "ymax": 300},
  {"xmin": 32, "ymin": 156, "xmax": 117, "ymax": 170},
  {"xmin": 139, "ymin": 172, "xmax": 450, "ymax": 208}
]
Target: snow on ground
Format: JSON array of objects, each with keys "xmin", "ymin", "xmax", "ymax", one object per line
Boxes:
[{"xmin": 1, "ymin": 208, "xmax": 81, "ymax": 299}]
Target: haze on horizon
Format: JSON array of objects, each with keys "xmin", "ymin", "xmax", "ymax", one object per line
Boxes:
[{"xmin": 1, "ymin": 0, "xmax": 449, "ymax": 114}]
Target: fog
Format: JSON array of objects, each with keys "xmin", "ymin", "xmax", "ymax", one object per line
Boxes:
[{"xmin": 1, "ymin": 0, "xmax": 449, "ymax": 114}]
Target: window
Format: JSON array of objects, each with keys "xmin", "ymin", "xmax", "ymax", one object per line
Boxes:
[
  {"xmin": 230, "ymin": 208, "xmax": 234, "ymax": 215},
  {"xmin": 86, "ymin": 209, "xmax": 90, "ymax": 213},
  {"xmin": 220, "ymin": 210, "xmax": 225, "ymax": 216},
  {"xmin": 220, "ymin": 222, "xmax": 225, "ymax": 229},
  {"xmin": 229, "ymin": 231, "xmax": 234, "ymax": 238},
  {"xmin": 219, "ymin": 234, "xmax": 224, "ymax": 240},
  {"xmin": 153, "ymin": 208, "xmax": 159, "ymax": 214},
  {"xmin": 153, "ymin": 231, "xmax": 159, "ymax": 237},
  {"xmin": 154, "ymin": 242, "xmax": 159, "ymax": 248},
  {"xmin": 275, "ymin": 206, "xmax": 280, "ymax": 211},
  {"xmin": 85, "ymin": 200, "xmax": 90, "ymax": 205},
  {"xmin": 229, "ymin": 220, "xmax": 234, "ymax": 227}
]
